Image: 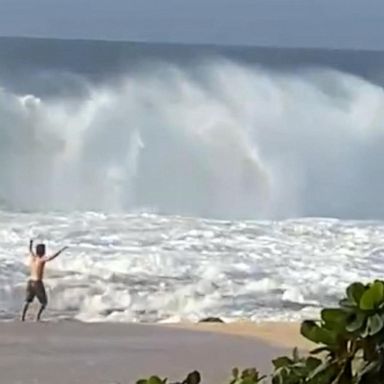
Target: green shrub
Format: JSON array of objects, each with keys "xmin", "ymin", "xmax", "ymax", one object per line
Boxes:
[
  {"xmin": 271, "ymin": 348, "xmax": 324, "ymax": 384},
  {"xmin": 136, "ymin": 280, "xmax": 384, "ymax": 384},
  {"xmin": 136, "ymin": 369, "xmax": 265, "ymax": 384},
  {"xmin": 230, "ymin": 367, "xmax": 266, "ymax": 384},
  {"xmin": 136, "ymin": 371, "xmax": 201, "ymax": 384}
]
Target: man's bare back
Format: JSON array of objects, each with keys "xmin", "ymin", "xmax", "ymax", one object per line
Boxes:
[{"xmin": 21, "ymin": 240, "xmax": 68, "ymax": 322}]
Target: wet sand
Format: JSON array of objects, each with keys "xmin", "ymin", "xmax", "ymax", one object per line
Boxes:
[
  {"xmin": 166, "ymin": 321, "xmax": 312, "ymax": 350},
  {"xmin": 0, "ymin": 321, "xmax": 307, "ymax": 384}
]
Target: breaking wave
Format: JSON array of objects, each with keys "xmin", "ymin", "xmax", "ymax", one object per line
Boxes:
[{"xmin": 1, "ymin": 60, "xmax": 384, "ymax": 219}]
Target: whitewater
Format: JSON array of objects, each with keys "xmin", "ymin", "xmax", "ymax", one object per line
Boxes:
[
  {"xmin": 1, "ymin": 212, "xmax": 383, "ymax": 322},
  {"xmin": 1, "ymin": 37, "xmax": 384, "ymax": 322}
]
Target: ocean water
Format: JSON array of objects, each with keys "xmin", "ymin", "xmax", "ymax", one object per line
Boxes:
[
  {"xmin": 1, "ymin": 37, "xmax": 384, "ymax": 322},
  {"xmin": 0, "ymin": 211, "xmax": 383, "ymax": 322}
]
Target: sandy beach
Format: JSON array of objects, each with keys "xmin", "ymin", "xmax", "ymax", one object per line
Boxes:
[
  {"xmin": 166, "ymin": 321, "xmax": 313, "ymax": 350},
  {"xmin": 0, "ymin": 321, "xmax": 311, "ymax": 384}
]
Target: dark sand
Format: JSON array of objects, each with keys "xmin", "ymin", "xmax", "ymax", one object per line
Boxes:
[{"xmin": 0, "ymin": 321, "xmax": 288, "ymax": 384}]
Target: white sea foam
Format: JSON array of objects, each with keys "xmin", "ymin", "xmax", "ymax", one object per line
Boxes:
[
  {"xmin": 0, "ymin": 211, "xmax": 382, "ymax": 322},
  {"xmin": 1, "ymin": 61, "xmax": 384, "ymax": 219}
]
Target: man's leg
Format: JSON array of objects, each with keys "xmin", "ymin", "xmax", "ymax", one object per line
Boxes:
[
  {"xmin": 21, "ymin": 302, "xmax": 30, "ymax": 322},
  {"xmin": 21, "ymin": 281, "xmax": 34, "ymax": 321},
  {"xmin": 36, "ymin": 282, "xmax": 48, "ymax": 322},
  {"xmin": 36, "ymin": 303, "xmax": 46, "ymax": 321}
]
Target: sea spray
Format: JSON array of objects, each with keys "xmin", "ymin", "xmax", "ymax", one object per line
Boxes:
[{"xmin": 1, "ymin": 61, "xmax": 384, "ymax": 219}]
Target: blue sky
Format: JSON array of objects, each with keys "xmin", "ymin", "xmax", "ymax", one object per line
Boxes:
[{"xmin": 0, "ymin": 0, "xmax": 383, "ymax": 49}]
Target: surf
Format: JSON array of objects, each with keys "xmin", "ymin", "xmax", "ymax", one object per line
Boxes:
[{"xmin": 1, "ymin": 58, "xmax": 384, "ymax": 219}]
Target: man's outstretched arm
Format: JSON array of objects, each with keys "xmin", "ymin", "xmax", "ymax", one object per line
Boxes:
[
  {"xmin": 29, "ymin": 239, "xmax": 35, "ymax": 257},
  {"xmin": 45, "ymin": 246, "xmax": 68, "ymax": 262}
]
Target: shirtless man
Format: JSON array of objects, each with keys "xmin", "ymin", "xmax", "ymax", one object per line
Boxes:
[{"xmin": 21, "ymin": 240, "xmax": 68, "ymax": 322}]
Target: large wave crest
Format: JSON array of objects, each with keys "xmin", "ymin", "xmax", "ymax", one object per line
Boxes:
[{"xmin": 1, "ymin": 60, "xmax": 384, "ymax": 219}]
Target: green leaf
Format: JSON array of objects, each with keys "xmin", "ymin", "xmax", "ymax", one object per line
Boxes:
[
  {"xmin": 360, "ymin": 292, "xmax": 375, "ymax": 311},
  {"xmin": 372, "ymin": 281, "xmax": 384, "ymax": 303},
  {"xmin": 148, "ymin": 376, "xmax": 166, "ymax": 384},
  {"xmin": 290, "ymin": 365, "xmax": 306, "ymax": 378},
  {"xmin": 321, "ymin": 308, "xmax": 347, "ymax": 323},
  {"xmin": 307, "ymin": 360, "xmax": 338, "ymax": 382},
  {"xmin": 347, "ymin": 282, "xmax": 366, "ymax": 305},
  {"xmin": 367, "ymin": 314, "xmax": 384, "ymax": 336},
  {"xmin": 321, "ymin": 308, "xmax": 348, "ymax": 331},
  {"xmin": 310, "ymin": 346, "xmax": 332, "ymax": 355},
  {"xmin": 187, "ymin": 372, "xmax": 200, "ymax": 384},
  {"xmin": 272, "ymin": 368, "xmax": 291, "ymax": 384},
  {"xmin": 339, "ymin": 298, "xmax": 357, "ymax": 310},
  {"xmin": 306, "ymin": 357, "xmax": 322, "ymax": 371},
  {"xmin": 238, "ymin": 368, "xmax": 265, "ymax": 384},
  {"xmin": 346, "ymin": 312, "xmax": 366, "ymax": 333},
  {"xmin": 183, "ymin": 371, "xmax": 201, "ymax": 384},
  {"xmin": 301, "ymin": 320, "xmax": 322, "ymax": 343},
  {"xmin": 301, "ymin": 320, "xmax": 338, "ymax": 346},
  {"xmin": 272, "ymin": 356, "xmax": 293, "ymax": 369},
  {"xmin": 361, "ymin": 322, "xmax": 371, "ymax": 338},
  {"xmin": 360, "ymin": 281, "xmax": 384, "ymax": 310},
  {"xmin": 271, "ymin": 371, "xmax": 284, "ymax": 384},
  {"xmin": 136, "ymin": 380, "xmax": 148, "ymax": 384}
]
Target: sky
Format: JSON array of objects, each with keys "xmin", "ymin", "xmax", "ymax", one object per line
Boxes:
[{"xmin": 0, "ymin": 0, "xmax": 383, "ymax": 49}]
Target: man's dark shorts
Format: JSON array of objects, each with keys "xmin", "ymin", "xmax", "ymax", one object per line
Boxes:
[{"xmin": 25, "ymin": 280, "xmax": 47, "ymax": 305}]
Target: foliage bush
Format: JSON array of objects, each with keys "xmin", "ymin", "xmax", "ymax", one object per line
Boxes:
[{"xmin": 136, "ymin": 280, "xmax": 384, "ymax": 383}]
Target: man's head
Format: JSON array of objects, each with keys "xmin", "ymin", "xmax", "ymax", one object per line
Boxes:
[{"xmin": 36, "ymin": 243, "xmax": 46, "ymax": 257}]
